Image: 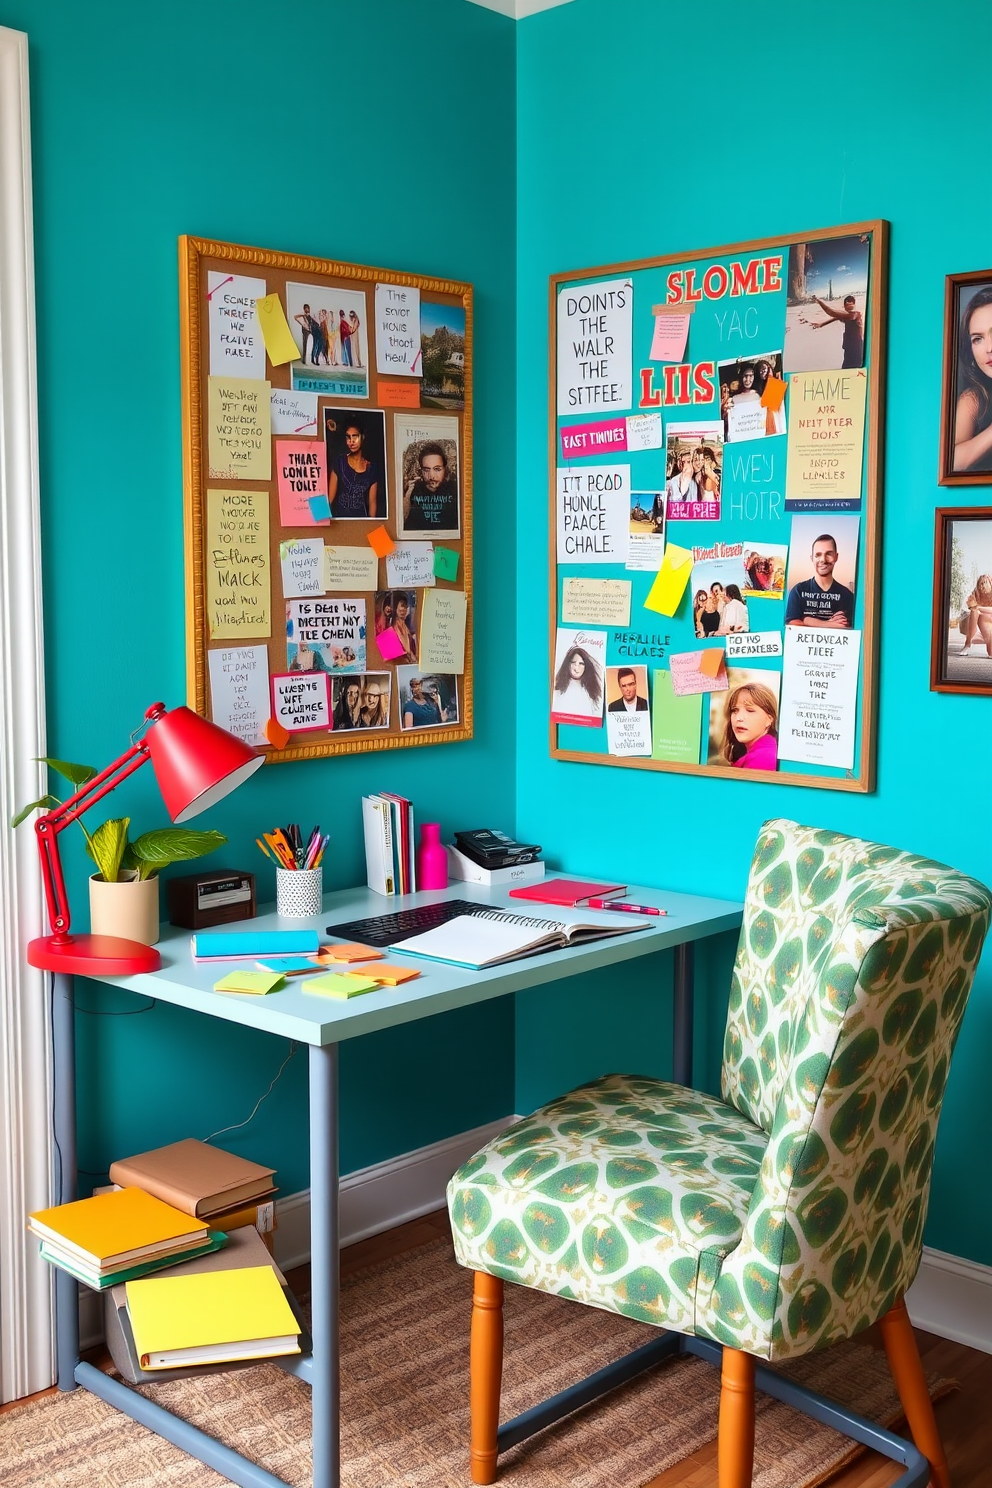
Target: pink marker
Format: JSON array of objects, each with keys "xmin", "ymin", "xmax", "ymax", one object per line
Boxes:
[{"xmin": 587, "ymin": 900, "xmax": 665, "ymax": 916}]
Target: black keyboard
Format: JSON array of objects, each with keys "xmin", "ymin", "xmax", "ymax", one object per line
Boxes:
[{"xmin": 325, "ymin": 899, "xmax": 493, "ymax": 949}]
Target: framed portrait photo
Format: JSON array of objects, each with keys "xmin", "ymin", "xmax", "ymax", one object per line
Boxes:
[
  {"xmin": 931, "ymin": 508, "xmax": 992, "ymax": 694},
  {"xmin": 939, "ymin": 270, "xmax": 992, "ymax": 484}
]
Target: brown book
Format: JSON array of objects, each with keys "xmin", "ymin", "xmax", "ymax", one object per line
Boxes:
[{"xmin": 109, "ymin": 1139, "xmax": 276, "ymax": 1220}]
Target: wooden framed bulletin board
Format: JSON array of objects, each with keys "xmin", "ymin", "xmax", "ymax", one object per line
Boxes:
[
  {"xmin": 180, "ymin": 236, "xmax": 472, "ymax": 763},
  {"xmin": 549, "ymin": 220, "xmax": 887, "ymax": 792}
]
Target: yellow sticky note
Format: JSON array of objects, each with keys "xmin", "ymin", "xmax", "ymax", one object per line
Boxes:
[
  {"xmin": 644, "ymin": 543, "xmax": 692, "ymax": 617},
  {"xmin": 255, "ymin": 294, "xmax": 302, "ymax": 366}
]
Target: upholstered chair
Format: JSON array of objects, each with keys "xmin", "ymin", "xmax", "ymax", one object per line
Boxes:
[{"xmin": 447, "ymin": 819, "xmax": 991, "ymax": 1487}]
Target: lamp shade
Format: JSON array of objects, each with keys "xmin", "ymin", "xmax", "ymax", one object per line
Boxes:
[{"xmin": 144, "ymin": 705, "xmax": 263, "ymax": 822}]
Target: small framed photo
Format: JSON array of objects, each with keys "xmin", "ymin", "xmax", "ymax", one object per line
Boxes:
[
  {"xmin": 939, "ymin": 271, "xmax": 992, "ymax": 484},
  {"xmin": 931, "ymin": 508, "xmax": 992, "ymax": 693}
]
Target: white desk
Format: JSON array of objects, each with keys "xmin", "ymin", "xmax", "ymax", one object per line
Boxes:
[{"xmin": 51, "ymin": 879, "xmax": 742, "ymax": 1488}]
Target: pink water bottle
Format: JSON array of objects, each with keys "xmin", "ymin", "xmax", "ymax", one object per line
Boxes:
[{"xmin": 417, "ymin": 822, "xmax": 448, "ymax": 890}]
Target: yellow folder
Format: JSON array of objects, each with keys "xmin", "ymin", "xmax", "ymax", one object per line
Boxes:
[
  {"xmin": 125, "ymin": 1264, "xmax": 300, "ymax": 1369},
  {"xmin": 28, "ymin": 1187, "xmax": 207, "ymax": 1267}
]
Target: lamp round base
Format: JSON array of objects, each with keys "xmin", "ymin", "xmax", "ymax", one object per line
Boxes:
[{"xmin": 28, "ymin": 934, "xmax": 162, "ymax": 975}]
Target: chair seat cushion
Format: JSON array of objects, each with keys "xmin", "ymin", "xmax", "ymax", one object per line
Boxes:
[{"xmin": 447, "ymin": 1073, "xmax": 768, "ymax": 1336}]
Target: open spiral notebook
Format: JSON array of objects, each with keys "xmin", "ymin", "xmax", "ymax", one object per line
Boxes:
[{"xmin": 390, "ymin": 907, "xmax": 649, "ymax": 970}]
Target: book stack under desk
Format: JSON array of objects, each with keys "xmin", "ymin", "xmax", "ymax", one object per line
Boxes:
[{"xmin": 104, "ymin": 1225, "xmax": 311, "ymax": 1386}]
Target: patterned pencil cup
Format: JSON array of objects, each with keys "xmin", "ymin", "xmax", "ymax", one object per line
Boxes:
[{"xmin": 276, "ymin": 867, "xmax": 322, "ymax": 917}]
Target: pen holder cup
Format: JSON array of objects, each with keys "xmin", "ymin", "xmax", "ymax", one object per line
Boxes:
[{"xmin": 276, "ymin": 867, "xmax": 322, "ymax": 918}]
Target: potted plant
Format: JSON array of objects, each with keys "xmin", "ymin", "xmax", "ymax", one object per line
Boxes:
[{"xmin": 14, "ymin": 757, "xmax": 227, "ymax": 946}]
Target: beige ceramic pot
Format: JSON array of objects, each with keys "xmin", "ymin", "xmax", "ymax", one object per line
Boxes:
[{"xmin": 89, "ymin": 871, "xmax": 160, "ymax": 945}]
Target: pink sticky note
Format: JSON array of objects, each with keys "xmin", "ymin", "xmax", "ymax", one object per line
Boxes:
[
  {"xmin": 367, "ymin": 526, "xmax": 395, "ymax": 558},
  {"xmin": 669, "ymin": 651, "xmax": 728, "ymax": 697},
  {"xmin": 277, "ymin": 439, "xmax": 328, "ymax": 525},
  {"xmin": 375, "ymin": 627, "xmax": 406, "ymax": 662},
  {"xmin": 649, "ymin": 313, "xmax": 690, "ymax": 362},
  {"xmin": 560, "ymin": 417, "xmax": 628, "ymax": 461}
]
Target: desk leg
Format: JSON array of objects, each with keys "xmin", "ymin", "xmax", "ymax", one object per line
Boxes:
[
  {"xmin": 309, "ymin": 1043, "xmax": 340, "ymax": 1488},
  {"xmin": 51, "ymin": 972, "xmax": 79, "ymax": 1391},
  {"xmin": 672, "ymin": 943, "xmax": 694, "ymax": 1089}
]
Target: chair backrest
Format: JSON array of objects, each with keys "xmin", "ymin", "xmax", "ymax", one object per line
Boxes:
[{"xmin": 708, "ymin": 819, "xmax": 990, "ymax": 1360}]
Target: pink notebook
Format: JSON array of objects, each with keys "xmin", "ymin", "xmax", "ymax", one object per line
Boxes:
[{"xmin": 507, "ymin": 877, "xmax": 626, "ymax": 908}]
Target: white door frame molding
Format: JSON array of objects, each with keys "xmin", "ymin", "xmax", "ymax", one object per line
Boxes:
[{"xmin": 0, "ymin": 24, "xmax": 53, "ymax": 1402}]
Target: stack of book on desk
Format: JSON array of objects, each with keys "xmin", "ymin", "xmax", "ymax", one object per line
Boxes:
[
  {"xmin": 28, "ymin": 1188, "xmax": 225, "ymax": 1291},
  {"xmin": 105, "ymin": 1224, "xmax": 309, "ymax": 1383},
  {"xmin": 362, "ymin": 792, "xmax": 415, "ymax": 896},
  {"xmin": 109, "ymin": 1138, "xmax": 278, "ymax": 1252}
]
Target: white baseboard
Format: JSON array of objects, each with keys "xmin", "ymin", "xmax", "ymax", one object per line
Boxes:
[
  {"xmin": 78, "ymin": 1113, "xmax": 517, "ymax": 1349},
  {"xmin": 906, "ymin": 1245, "xmax": 992, "ymax": 1355}
]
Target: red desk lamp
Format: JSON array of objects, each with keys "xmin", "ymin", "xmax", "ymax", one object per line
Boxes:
[{"xmin": 27, "ymin": 703, "xmax": 264, "ymax": 976}]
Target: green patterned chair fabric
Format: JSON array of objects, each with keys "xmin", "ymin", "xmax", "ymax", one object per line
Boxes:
[{"xmin": 448, "ymin": 819, "xmax": 991, "ymax": 1363}]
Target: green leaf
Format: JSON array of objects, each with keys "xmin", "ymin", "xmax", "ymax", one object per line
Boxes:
[
  {"xmin": 87, "ymin": 817, "xmax": 131, "ymax": 884},
  {"xmin": 129, "ymin": 828, "xmax": 226, "ymax": 880},
  {"xmin": 10, "ymin": 795, "xmax": 60, "ymax": 828},
  {"xmin": 38, "ymin": 757, "xmax": 97, "ymax": 787}
]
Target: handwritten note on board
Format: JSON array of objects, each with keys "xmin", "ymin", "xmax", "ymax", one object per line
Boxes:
[
  {"xmin": 271, "ymin": 388, "xmax": 320, "ymax": 435},
  {"xmin": 208, "ymin": 273, "xmax": 265, "ymax": 378},
  {"xmin": 206, "ymin": 488, "xmax": 270, "ymax": 638},
  {"xmin": 280, "ymin": 538, "xmax": 325, "ymax": 598},
  {"xmin": 649, "ymin": 312, "xmax": 690, "ymax": 362},
  {"xmin": 276, "ymin": 439, "xmax": 328, "ymax": 526},
  {"xmin": 271, "ymin": 672, "xmax": 330, "ymax": 732},
  {"xmin": 561, "ymin": 578, "xmax": 631, "ymax": 627},
  {"xmin": 208, "ymin": 645, "xmax": 270, "ymax": 746},
  {"xmin": 324, "ymin": 546, "xmax": 379, "ymax": 591},
  {"xmin": 375, "ymin": 284, "xmax": 422, "ymax": 376},
  {"xmin": 207, "ymin": 378, "xmax": 271, "ymax": 480},
  {"xmin": 419, "ymin": 589, "xmax": 466, "ymax": 673},
  {"xmin": 386, "ymin": 543, "xmax": 435, "ymax": 589}
]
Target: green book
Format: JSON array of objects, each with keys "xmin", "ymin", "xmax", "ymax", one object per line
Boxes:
[
  {"xmin": 39, "ymin": 1232, "xmax": 227, "ymax": 1291},
  {"xmin": 652, "ymin": 668, "xmax": 703, "ymax": 764},
  {"xmin": 301, "ymin": 972, "xmax": 380, "ymax": 1000}
]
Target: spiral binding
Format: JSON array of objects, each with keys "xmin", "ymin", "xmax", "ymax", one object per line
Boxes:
[{"xmin": 474, "ymin": 909, "xmax": 567, "ymax": 935}]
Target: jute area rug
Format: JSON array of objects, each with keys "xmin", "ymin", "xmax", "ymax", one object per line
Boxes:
[{"xmin": 2, "ymin": 1239, "xmax": 948, "ymax": 1488}]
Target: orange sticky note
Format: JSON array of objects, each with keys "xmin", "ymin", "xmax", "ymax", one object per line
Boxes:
[
  {"xmin": 699, "ymin": 649, "xmax": 724, "ymax": 678},
  {"xmin": 760, "ymin": 376, "xmax": 787, "ymax": 412},
  {"xmin": 319, "ymin": 943, "xmax": 384, "ymax": 963},
  {"xmin": 367, "ymin": 526, "xmax": 395, "ymax": 558},
  {"xmin": 353, "ymin": 963, "xmax": 421, "ymax": 986},
  {"xmin": 265, "ymin": 717, "xmax": 291, "ymax": 749},
  {"xmin": 377, "ymin": 381, "xmax": 421, "ymax": 409}
]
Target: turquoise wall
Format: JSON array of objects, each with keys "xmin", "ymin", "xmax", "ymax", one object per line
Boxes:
[
  {"xmin": 514, "ymin": 0, "xmax": 992, "ymax": 1263},
  {"xmin": 3, "ymin": 0, "xmax": 517, "ymax": 1194}
]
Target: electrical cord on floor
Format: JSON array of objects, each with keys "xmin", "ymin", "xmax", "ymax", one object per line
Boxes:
[{"xmin": 201, "ymin": 1041, "xmax": 301, "ymax": 1145}]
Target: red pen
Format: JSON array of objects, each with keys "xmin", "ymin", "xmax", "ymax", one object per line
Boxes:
[{"xmin": 588, "ymin": 900, "xmax": 665, "ymax": 915}]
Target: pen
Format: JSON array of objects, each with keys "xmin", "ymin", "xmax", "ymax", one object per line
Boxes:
[{"xmin": 588, "ymin": 900, "xmax": 665, "ymax": 916}]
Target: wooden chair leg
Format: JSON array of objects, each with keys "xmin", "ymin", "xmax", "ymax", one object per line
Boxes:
[
  {"xmin": 470, "ymin": 1271, "xmax": 504, "ymax": 1485},
  {"xmin": 878, "ymin": 1297, "xmax": 951, "ymax": 1488},
  {"xmin": 718, "ymin": 1346, "xmax": 756, "ymax": 1488}
]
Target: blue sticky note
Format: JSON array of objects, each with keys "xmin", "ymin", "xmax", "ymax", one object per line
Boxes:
[{"xmin": 308, "ymin": 495, "xmax": 332, "ymax": 523}]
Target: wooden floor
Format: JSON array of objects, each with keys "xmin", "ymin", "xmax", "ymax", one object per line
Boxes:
[{"xmin": 4, "ymin": 1208, "xmax": 991, "ymax": 1487}]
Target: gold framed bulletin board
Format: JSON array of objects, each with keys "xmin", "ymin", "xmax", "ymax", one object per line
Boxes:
[
  {"xmin": 549, "ymin": 220, "xmax": 887, "ymax": 793},
  {"xmin": 180, "ymin": 236, "xmax": 472, "ymax": 763}
]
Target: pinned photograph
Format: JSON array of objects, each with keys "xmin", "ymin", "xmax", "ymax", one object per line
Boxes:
[
  {"xmin": 719, "ymin": 354, "xmax": 786, "ymax": 442},
  {"xmin": 286, "ymin": 597, "xmax": 366, "ymax": 674},
  {"xmin": 324, "ymin": 406, "xmax": 387, "ymax": 520},
  {"xmin": 397, "ymin": 667, "xmax": 459, "ymax": 729},
  {"xmin": 665, "ymin": 422, "xmax": 723, "ymax": 521},
  {"xmin": 395, "ymin": 414, "xmax": 460, "ymax": 538},
  {"xmin": 784, "ymin": 234, "xmax": 870, "ymax": 373},
  {"xmin": 330, "ymin": 673, "xmax": 391, "ymax": 730},
  {"xmin": 374, "ymin": 589, "xmax": 418, "ymax": 663},
  {"xmin": 706, "ymin": 668, "xmax": 781, "ymax": 773},
  {"xmin": 690, "ymin": 555, "xmax": 750, "ymax": 640},
  {"xmin": 605, "ymin": 665, "xmax": 651, "ymax": 756},
  {"xmin": 286, "ymin": 283, "xmax": 369, "ymax": 398},
  {"xmin": 939, "ymin": 272, "xmax": 992, "ymax": 482},
  {"xmin": 931, "ymin": 508, "xmax": 992, "ymax": 694},
  {"xmin": 784, "ymin": 515, "xmax": 859, "ymax": 629},
  {"xmin": 742, "ymin": 544, "xmax": 787, "ymax": 601},
  {"xmin": 421, "ymin": 302, "xmax": 466, "ymax": 410},
  {"xmin": 627, "ymin": 490, "xmax": 666, "ymax": 572},
  {"xmin": 551, "ymin": 626, "xmax": 606, "ymax": 727}
]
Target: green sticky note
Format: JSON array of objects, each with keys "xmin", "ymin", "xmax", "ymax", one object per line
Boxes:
[
  {"xmin": 213, "ymin": 971, "xmax": 284, "ymax": 996},
  {"xmin": 433, "ymin": 546, "xmax": 459, "ymax": 581},
  {"xmin": 301, "ymin": 973, "xmax": 380, "ymax": 1000},
  {"xmin": 651, "ymin": 669, "xmax": 703, "ymax": 764}
]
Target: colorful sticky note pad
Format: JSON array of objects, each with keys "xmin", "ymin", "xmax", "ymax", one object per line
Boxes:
[
  {"xmin": 433, "ymin": 546, "xmax": 459, "ymax": 581},
  {"xmin": 255, "ymin": 293, "xmax": 301, "ymax": 366},
  {"xmin": 265, "ymin": 717, "xmax": 291, "ymax": 749},
  {"xmin": 302, "ymin": 973, "xmax": 380, "ymax": 999},
  {"xmin": 375, "ymin": 627, "xmax": 407, "ymax": 662},
  {"xmin": 308, "ymin": 495, "xmax": 332, "ymax": 523},
  {"xmin": 355, "ymin": 964, "xmax": 421, "ymax": 986},
  {"xmin": 318, "ymin": 943, "xmax": 383, "ymax": 963},
  {"xmin": 367, "ymin": 525, "xmax": 395, "ymax": 558},
  {"xmin": 214, "ymin": 971, "xmax": 284, "ymax": 996}
]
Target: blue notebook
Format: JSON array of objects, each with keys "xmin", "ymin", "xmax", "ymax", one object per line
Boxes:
[{"xmin": 191, "ymin": 930, "xmax": 321, "ymax": 962}]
